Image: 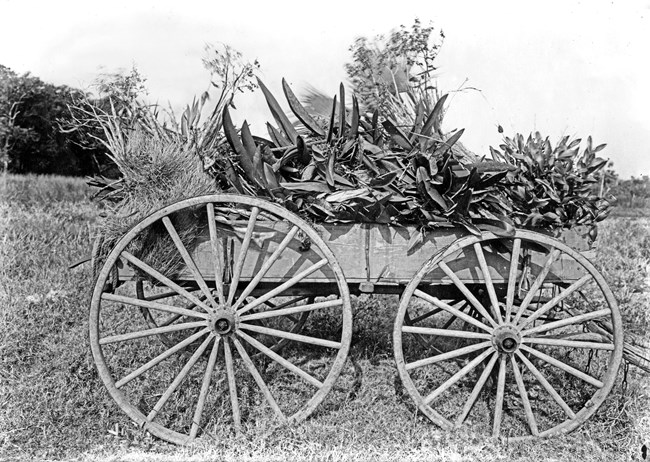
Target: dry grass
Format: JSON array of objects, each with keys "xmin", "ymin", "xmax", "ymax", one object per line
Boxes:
[{"xmin": 0, "ymin": 174, "xmax": 648, "ymax": 461}]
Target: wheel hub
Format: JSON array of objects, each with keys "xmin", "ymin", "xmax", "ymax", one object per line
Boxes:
[
  {"xmin": 491, "ymin": 324, "xmax": 521, "ymax": 353},
  {"xmin": 209, "ymin": 309, "xmax": 237, "ymax": 336}
]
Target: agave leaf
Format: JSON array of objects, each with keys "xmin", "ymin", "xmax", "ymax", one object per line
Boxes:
[
  {"xmin": 369, "ymin": 170, "xmax": 398, "ymax": 188},
  {"xmin": 334, "ymin": 172, "xmax": 356, "ymax": 188},
  {"xmin": 267, "ymin": 123, "xmax": 291, "ymax": 147},
  {"xmin": 452, "ymin": 189, "xmax": 472, "ymax": 217},
  {"xmin": 350, "ymin": 95, "xmax": 359, "ymax": 138},
  {"xmin": 296, "ymin": 135, "xmax": 311, "ymax": 164},
  {"xmin": 371, "ymin": 109, "xmax": 380, "ymax": 144},
  {"xmin": 382, "ymin": 119, "xmax": 413, "ymax": 150},
  {"xmin": 240, "ymin": 121, "xmax": 258, "ymax": 161},
  {"xmin": 338, "ymin": 83, "xmax": 346, "ymax": 137},
  {"xmin": 416, "ymin": 167, "xmax": 447, "ymax": 210},
  {"xmin": 410, "ymin": 102, "xmax": 425, "ymax": 142},
  {"xmin": 433, "ymin": 129, "xmax": 465, "ymax": 157},
  {"xmin": 326, "ymin": 149, "xmax": 336, "ymax": 187},
  {"xmin": 325, "ymin": 188, "xmax": 369, "ymax": 203},
  {"xmin": 252, "ymin": 146, "xmax": 266, "ymax": 187},
  {"xmin": 477, "ymin": 170, "xmax": 508, "ymax": 188},
  {"xmin": 407, "ymin": 229, "xmax": 425, "ymax": 253},
  {"xmin": 327, "ymin": 95, "xmax": 337, "ymax": 143},
  {"xmin": 301, "ymin": 163, "xmax": 316, "ymax": 181},
  {"xmin": 263, "ymin": 162, "xmax": 281, "ymax": 190},
  {"xmin": 224, "ymin": 159, "xmax": 245, "ymax": 194},
  {"xmin": 282, "ymin": 78, "xmax": 325, "ymax": 136},
  {"xmin": 257, "ymin": 77, "xmax": 298, "ymax": 143},
  {"xmin": 455, "ymin": 218, "xmax": 482, "ymax": 236},
  {"xmin": 421, "ymin": 94, "xmax": 448, "ymax": 137},
  {"xmin": 223, "ymin": 108, "xmax": 257, "ymax": 184},
  {"xmin": 280, "ymin": 181, "xmax": 331, "ymax": 193}
]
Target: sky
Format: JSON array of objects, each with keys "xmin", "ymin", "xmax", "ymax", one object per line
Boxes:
[{"xmin": 1, "ymin": 0, "xmax": 649, "ymax": 178}]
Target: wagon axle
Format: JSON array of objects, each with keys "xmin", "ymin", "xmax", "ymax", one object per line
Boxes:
[
  {"xmin": 209, "ymin": 310, "xmax": 236, "ymax": 335},
  {"xmin": 492, "ymin": 325, "xmax": 521, "ymax": 354}
]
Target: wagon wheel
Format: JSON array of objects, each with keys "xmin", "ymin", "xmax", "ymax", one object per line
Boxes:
[
  {"xmin": 393, "ymin": 230, "xmax": 623, "ymax": 439},
  {"xmin": 135, "ymin": 280, "xmax": 313, "ymax": 354},
  {"xmin": 90, "ymin": 194, "xmax": 352, "ymax": 445}
]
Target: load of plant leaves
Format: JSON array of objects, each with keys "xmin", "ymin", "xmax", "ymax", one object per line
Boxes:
[
  {"xmin": 490, "ymin": 132, "xmax": 613, "ymax": 232},
  {"xmin": 207, "ymin": 77, "xmax": 518, "ymax": 237}
]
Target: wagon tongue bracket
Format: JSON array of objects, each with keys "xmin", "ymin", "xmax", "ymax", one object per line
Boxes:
[{"xmin": 492, "ymin": 324, "xmax": 521, "ymax": 354}]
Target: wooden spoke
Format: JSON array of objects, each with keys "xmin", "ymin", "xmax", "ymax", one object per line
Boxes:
[
  {"xmin": 236, "ymin": 331, "xmax": 323, "ymax": 388},
  {"xmin": 102, "ymin": 293, "xmax": 210, "ymax": 320},
  {"xmin": 423, "ymin": 349, "xmax": 494, "ymax": 405},
  {"xmin": 473, "ymin": 243, "xmax": 503, "ymax": 324},
  {"xmin": 406, "ymin": 341, "xmax": 492, "ymax": 371},
  {"xmin": 505, "ymin": 238, "xmax": 522, "ymax": 323},
  {"xmin": 518, "ymin": 275, "xmax": 592, "ymax": 329},
  {"xmin": 231, "ymin": 337, "xmax": 285, "ymax": 421},
  {"xmin": 492, "ymin": 355, "xmax": 507, "ymax": 437},
  {"xmin": 240, "ymin": 299, "xmax": 342, "ymax": 322},
  {"xmin": 147, "ymin": 334, "xmax": 214, "ymax": 422},
  {"xmin": 100, "ymin": 321, "xmax": 206, "ymax": 345},
  {"xmin": 189, "ymin": 337, "xmax": 221, "ymax": 439},
  {"xmin": 115, "ymin": 328, "xmax": 210, "ymax": 388},
  {"xmin": 523, "ymin": 337, "xmax": 614, "ymax": 350},
  {"xmin": 231, "ymin": 225, "xmax": 300, "ymax": 310},
  {"xmin": 162, "ymin": 216, "xmax": 217, "ymax": 309},
  {"xmin": 438, "ymin": 261, "xmax": 498, "ymax": 328},
  {"xmin": 223, "ymin": 338, "xmax": 241, "ymax": 432},
  {"xmin": 510, "ymin": 355, "xmax": 539, "ymax": 436},
  {"xmin": 454, "ymin": 353, "xmax": 498, "ymax": 427},
  {"xmin": 206, "ymin": 202, "xmax": 226, "ymax": 306},
  {"xmin": 121, "ymin": 251, "xmax": 213, "ymax": 313},
  {"xmin": 226, "ymin": 207, "xmax": 260, "ymax": 306},
  {"xmin": 519, "ymin": 345, "xmax": 603, "ymax": 388},
  {"xmin": 239, "ymin": 323, "xmax": 342, "ymax": 349},
  {"xmin": 237, "ymin": 259, "xmax": 328, "ymax": 315},
  {"xmin": 413, "ymin": 290, "xmax": 493, "ymax": 333},
  {"xmin": 515, "ymin": 351, "xmax": 576, "ymax": 419},
  {"xmin": 512, "ymin": 248, "xmax": 562, "ymax": 324},
  {"xmin": 521, "ymin": 308, "xmax": 611, "ymax": 337},
  {"xmin": 402, "ymin": 326, "xmax": 491, "ymax": 340}
]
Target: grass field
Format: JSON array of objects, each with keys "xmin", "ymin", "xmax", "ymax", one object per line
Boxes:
[{"xmin": 1, "ymin": 174, "xmax": 649, "ymax": 461}]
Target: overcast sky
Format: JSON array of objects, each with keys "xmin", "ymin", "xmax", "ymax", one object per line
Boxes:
[{"xmin": 1, "ymin": 0, "xmax": 649, "ymax": 178}]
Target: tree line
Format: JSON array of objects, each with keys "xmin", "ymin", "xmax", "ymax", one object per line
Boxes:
[{"xmin": 0, "ymin": 65, "xmax": 116, "ymax": 176}]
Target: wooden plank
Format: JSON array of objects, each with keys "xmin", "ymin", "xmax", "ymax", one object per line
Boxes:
[{"xmin": 117, "ymin": 222, "xmax": 590, "ymax": 285}]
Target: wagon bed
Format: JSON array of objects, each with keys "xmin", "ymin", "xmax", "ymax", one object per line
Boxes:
[{"xmin": 117, "ymin": 221, "xmax": 593, "ymax": 289}]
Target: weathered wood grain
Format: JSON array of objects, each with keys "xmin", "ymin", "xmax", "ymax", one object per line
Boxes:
[{"xmin": 118, "ymin": 222, "xmax": 590, "ymax": 286}]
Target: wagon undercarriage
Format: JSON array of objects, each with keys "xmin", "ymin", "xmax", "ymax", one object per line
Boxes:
[{"xmin": 90, "ymin": 194, "xmax": 622, "ymax": 445}]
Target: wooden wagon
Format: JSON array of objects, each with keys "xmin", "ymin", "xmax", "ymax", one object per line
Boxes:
[{"xmin": 90, "ymin": 194, "xmax": 623, "ymax": 444}]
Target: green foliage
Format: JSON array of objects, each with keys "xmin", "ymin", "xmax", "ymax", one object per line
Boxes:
[
  {"xmin": 610, "ymin": 174, "xmax": 650, "ymax": 209},
  {"xmin": 345, "ymin": 18, "xmax": 444, "ymax": 124},
  {"xmin": 215, "ymin": 80, "xmax": 512, "ymax": 235},
  {"xmin": 491, "ymin": 132, "xmax": 613, "ymax": 230},
  {"xmin": 0, "ymin": 65, "xmax": 109, "ymax": 175}
]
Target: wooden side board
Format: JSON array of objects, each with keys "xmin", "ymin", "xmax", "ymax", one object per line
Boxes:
[{"xmin": 118, "ymin": 222, "xmax": 592, "ymax": 286}]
